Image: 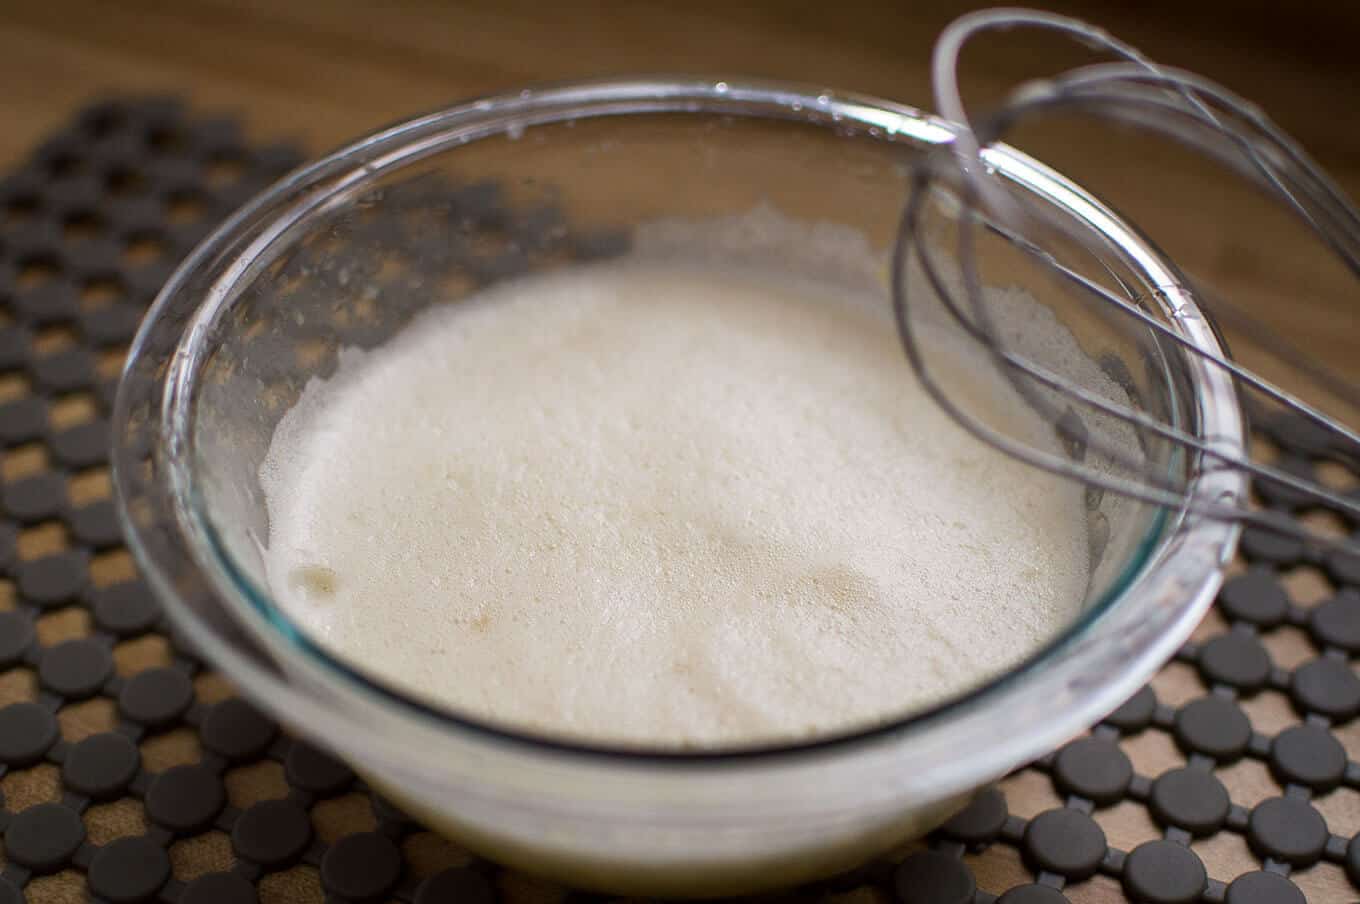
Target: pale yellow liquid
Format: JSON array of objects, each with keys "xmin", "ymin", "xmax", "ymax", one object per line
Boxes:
[{"xmin": 260, "ymin": 261, "xmax": 1090, "ymax": 747}]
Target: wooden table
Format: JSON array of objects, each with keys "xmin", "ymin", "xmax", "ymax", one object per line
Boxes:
[
  {"xmin": 1, "ymin": 2, "xmax": 1357, "ymax": 902},
  {"xmin": 4, "ymin": 0, "xmax": 1357, "ymax": 379}
]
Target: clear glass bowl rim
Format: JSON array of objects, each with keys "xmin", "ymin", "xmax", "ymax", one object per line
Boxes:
[{"xmin": 113, "ymin": 76, "xmax": 1245, "ymax": 768}]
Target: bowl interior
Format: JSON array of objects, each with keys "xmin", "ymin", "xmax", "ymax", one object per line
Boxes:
[{"xmin": 150, "ymin": 85, "xmax": 1216, "ymax": 755}]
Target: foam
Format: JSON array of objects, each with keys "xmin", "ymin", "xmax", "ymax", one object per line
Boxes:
[{"xmin": 260, "ymin": 260, "xmax": 1093, "ymax": 747}]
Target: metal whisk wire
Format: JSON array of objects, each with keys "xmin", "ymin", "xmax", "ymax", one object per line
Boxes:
[{"xmin": 893, "ymin": 7, "xmax": 1360, "ymax": 555}]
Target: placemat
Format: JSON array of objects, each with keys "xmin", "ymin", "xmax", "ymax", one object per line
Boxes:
[{"xmin": 0, "ymin": 98, "xmax": 1358, "ymax": 904}]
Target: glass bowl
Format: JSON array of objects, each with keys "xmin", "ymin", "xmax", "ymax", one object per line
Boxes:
[{"xmin": 112, "ymin": 78, "xmax": 1244, "ymax": 895}]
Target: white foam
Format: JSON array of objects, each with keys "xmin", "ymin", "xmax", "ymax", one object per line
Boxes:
[{"xmin": 260, "ymin": 260, "xmax": 1092, "ymax": 747}]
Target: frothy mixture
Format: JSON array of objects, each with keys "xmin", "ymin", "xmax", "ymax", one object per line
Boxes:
[{"xmin": 260, "ymin": 261, "xmax": 1092, "ymax": 746}]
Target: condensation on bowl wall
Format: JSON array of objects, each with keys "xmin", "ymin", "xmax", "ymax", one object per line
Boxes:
[
  {"xmin": 111, "ymin": 77, "xmax": 1244, "ymax": 895},
  {"xmin": 371, "ymin": 770, "xmax": 971, "ymax": 894}
]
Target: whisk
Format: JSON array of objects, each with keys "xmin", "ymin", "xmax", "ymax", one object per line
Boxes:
[{"xmin": 893, "ymin": 7, "xmax": 1360, "ymax": 557}]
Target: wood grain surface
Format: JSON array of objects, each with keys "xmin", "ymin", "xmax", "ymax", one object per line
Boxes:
[
  {"xmin": 4, "ymin": 0, "xmax": 1358, "ymax": 380},
  {"xmin": 1, "ymin": 2, "xmax": 1357, "ymax": 902}
]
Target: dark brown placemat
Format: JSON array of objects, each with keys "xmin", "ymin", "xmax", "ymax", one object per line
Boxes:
[{"xmin": 0, "ymin": 97, "xmax": 1358, "ymax": 904}]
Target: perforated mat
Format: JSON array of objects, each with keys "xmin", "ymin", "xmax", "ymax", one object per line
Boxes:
[{"xmin": 1, "ymin": 98, "xmax": 1358, "ymax": 904}]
